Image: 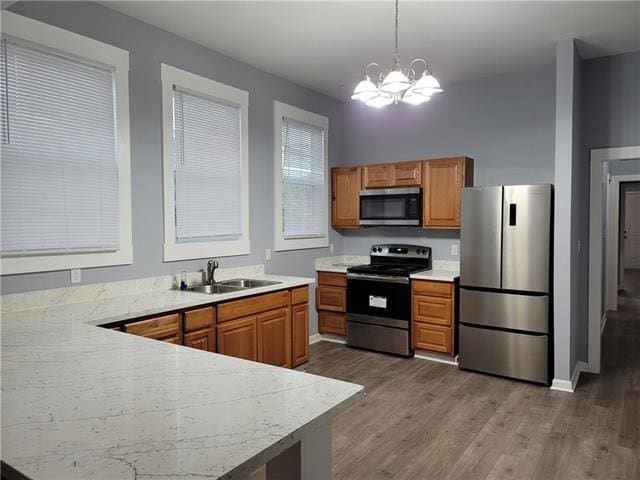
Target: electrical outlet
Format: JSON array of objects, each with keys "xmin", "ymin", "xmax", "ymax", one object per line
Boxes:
[
  {"xmin": 329, "ymin": 243, "xmax": 334, "ymax": 254},
  {"xmin": 265, "ymin": 248, "xmax": 271, "ymax": 261},
  {"xmin": 451, "ymin": 244, "xmax": 459, "ymax": 256},
  {"xmin": 70, "ymin": 269, "xmax": 82, "ymax": 284}
]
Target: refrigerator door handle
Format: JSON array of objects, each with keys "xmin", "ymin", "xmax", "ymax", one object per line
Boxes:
[{"xmin": 508, "ymin": 203, "xmax": 517, "ymax": 226}]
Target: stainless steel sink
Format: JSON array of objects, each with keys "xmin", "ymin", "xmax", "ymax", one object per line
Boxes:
[
  {"xmin": 187, "ymin": 284, "xmax": 246, "ymax": 295},
  {"xmin": 219, "ymin": 278, "xmax": 282, "ymax": 288}
]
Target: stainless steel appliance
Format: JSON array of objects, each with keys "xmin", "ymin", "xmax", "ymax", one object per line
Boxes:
[
  {"xmin": 359, "ymin": 188, "xmax": 421, "ymax": 226},
  {"xmin": 459, "ymin": 184, "xmax": 553, "ymax": 385},
  {"xmin": 346, "ymin": 244, "xmax": 432, "ymax": 356}
]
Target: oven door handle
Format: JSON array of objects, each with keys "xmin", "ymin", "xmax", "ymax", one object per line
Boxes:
[{"xmin": 346, "ymin": 273, "xmax": 409, "ymax": 284}]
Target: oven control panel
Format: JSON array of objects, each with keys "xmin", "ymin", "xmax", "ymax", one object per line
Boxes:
[{"xmin": 370, "ymin": 244, "xmax": 431, "ymax": 259}]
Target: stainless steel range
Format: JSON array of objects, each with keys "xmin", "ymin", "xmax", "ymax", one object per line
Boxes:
[{"xmin": 346, "ymin": 244, "xmax": 432, "ymax": 357}]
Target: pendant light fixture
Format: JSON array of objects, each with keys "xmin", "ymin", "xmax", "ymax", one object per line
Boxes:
[{"xmin": 351, "ymin": 0, "xmax": 442, "ymax": 107}]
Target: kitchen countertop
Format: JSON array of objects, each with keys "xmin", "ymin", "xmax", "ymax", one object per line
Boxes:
[
  {"xmin": 410, "ymin": 268, "xmax": 459, "ymax": 283},
  {"xmin": 315, "ymin": 256, "xmax": 459, "ymax": 282},
  {"xmin": 1, "ymin": 274, "xmax": 364, "ymax": 479}
]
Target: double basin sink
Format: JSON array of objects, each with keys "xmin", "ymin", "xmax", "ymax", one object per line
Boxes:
[{"xmin": 187, "ymin": 278, "xmax": 281, "ymax": 295}]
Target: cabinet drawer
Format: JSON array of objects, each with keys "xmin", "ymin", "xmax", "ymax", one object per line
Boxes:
[
  {"xmin": 218, "ymin": 290, "xmax": 289, "ymax": 323},
  {"xmin": 125, "ymin": 313, "xmax": 180, "ymax": 341},
  {"xmin": 319, "ymin": 311, "xmax": 346, "ymax": 335},
  {"xmin": 316, "ymin": 286, "xmax": 346, "ymax": 312},
  {"xmin": 184, "ymin": 306, "xmax": 215, "ymax": 333},
  {"xmin": 413, "ymin": 323, "xmax": 452, "ymax": 354},
  {"xmin": 317, "ymin": 272, "xmax": 347, "ymax": 287},
  {"xmin": 412, "ymin": 280, "xmax": 453, "ymax": 298},
  {"xmin": 291, "ymin": 286, "xmax": 309, "ymax": 305},
  {"xmin": 394, "ymin": 161, "xmax": 422, "ymax": 186},
  {"xmin": 413, "ymin": 294, "xmax": 452, "ymax": 326}
]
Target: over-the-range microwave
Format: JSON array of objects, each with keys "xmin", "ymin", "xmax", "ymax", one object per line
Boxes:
[{"xmin": 359, "ymin": 187, "xmax": 422, "ymax": 226}]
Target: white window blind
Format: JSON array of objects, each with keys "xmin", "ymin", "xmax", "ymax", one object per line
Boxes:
[
  {"xmin": 172, "ymin": 89, "xmax": 242, "ymax": 242},
  {"xmin": 281, "ymin": 117, "xmax": 325, "ymax": 239},
  {"xmin": 0, "ymin": 40, "xmax": 119, "ymax": 255}
]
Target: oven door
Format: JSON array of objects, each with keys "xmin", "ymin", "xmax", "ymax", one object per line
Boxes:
[
  {"xmin": 359, "ymin": 188, "xmax": 421, "ymax": 226},
  {"xmin": 346, "ymin": 274, "xmax": 411, "ymax": 324}
]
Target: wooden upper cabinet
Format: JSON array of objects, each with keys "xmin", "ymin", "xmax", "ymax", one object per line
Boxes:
[
  {"xmin": 363, "ymin": 161, "xmax": 422, "ymax": 188},
  {"xmin": 332, "ymin": 167, "xmax": 361, "ymax": 228},
  {"xmin": 257, "ymin": 307, "xmax": 291, "ymax": 368},
  {"xmin": 423, "ymin": 157, "xmax": 474, "ymax": 229},
  {"xmin": 217, "ymin": 315, "xmax": 258, "ymax": 362},
  {"xmin": 125, "ymin": 313, "xmax": 182, "ymax": 344},
  {"xmin": 363, "ymin": 163, "xmax": 394, "ymax": 188},
  {"xmin": 391, "ymin": 161, "xmax": 422, "ymax": 186}
]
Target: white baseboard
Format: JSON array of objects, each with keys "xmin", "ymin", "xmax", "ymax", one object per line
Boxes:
[
  {"xmin": 309, "ymin": 335, "xmax": 457, "ymax": 366},
  {"xmin": 550, "ymin": 360, "xmax": 589, "ymax": 393},
  {"xmin": 309, "ymin": 333, "xmax": 346, "ymax": 345},
  {"xmin": 414, "ymin": 350, "xmax": 459, "ymax": 366}
]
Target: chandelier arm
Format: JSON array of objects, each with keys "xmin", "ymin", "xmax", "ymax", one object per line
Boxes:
[
  {"xmin": 364, "ymin": 62, "xmax": 381, "ymax": 77},
  {"xmin": 408, "ymin": 58, "xmax": 427, "ymax": 81}
]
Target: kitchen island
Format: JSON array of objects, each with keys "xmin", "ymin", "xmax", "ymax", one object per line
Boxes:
[{"xmin": 1, "ymin": 274, "xmax": 364, "ymax": 479}]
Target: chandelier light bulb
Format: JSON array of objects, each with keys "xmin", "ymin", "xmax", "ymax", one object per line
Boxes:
[
  {"xmin": 351, "ymin": 76, "xmax": 381, "ymax": 102},
  {"xmin": 400, "ymin": 88, "xmax": 431, "ymax": 106},
  {"xmin": 365, "ymin": 92, "xmax": 394, "ymax": 109},
  {"xmin": 414, "ymin": 71, "xmax": 443, "ymax": 95},
  {"xmin": 379, "ymin": 69, "xmax": 411, "ymax": 94}
]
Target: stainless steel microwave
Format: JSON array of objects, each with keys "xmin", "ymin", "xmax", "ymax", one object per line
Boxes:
[{"xmin": 359, "ymin": 188, "xmax": 422, "ymax": 226}]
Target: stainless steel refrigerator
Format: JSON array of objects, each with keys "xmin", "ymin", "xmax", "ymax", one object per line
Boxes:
[{"xmin": 459, "ymin": 184, "xmax": 552, "ymax": 385}]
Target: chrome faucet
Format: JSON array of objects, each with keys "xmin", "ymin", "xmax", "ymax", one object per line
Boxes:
[{"xmin": 206, "ymin": 259, "xmax": 219, "ymax": 285}]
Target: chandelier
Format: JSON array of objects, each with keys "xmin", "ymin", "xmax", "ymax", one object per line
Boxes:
[{"xmin": 351, "ymin": 0, "xmax": 442, "ymax": 108}]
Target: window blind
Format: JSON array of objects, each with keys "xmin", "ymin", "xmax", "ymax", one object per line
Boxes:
[
  {"xmin": 281, "ymin": 117, "xmax": 325, "ymax": 239},
  {"xmin": 0, "ymin": 40, "xmax": 119, "ymax": 255},
  {"xmin": 172, "ymin": 89, "xmax": 242, "ymax": 242}
]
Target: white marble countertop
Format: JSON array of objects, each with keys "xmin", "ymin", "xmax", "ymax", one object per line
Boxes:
[
  {"xmin": 1, "ymin": 274, "xmax": 364, "ymax": 479},
  {"xmin": 410, "ymin": 269, "xmax": 459, "ymax": 283}
]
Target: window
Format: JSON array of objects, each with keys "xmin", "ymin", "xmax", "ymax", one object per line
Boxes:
[
  {"xmin": 0, "ymin": 12, "xmax": 131, "ymax": 275},
  {"xmin": 161, "ymin": 64, "xmax": 249, "ymax": 261},
  {"xmin": 274, "ymin": 101, "xmax": 329, "ymax": 251}
]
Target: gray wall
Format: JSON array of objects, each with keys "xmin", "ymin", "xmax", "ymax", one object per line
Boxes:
[
  {"xmin": 2, "ymin": 1, "xmax": 347, "ymax": 335},
  {"xmin": 577, "ymin": 51, "xmax": 640, "ymax": 361},
  {"xmin": 553, "ymin": 38, "xmax": 580, "ymax": 382},
  {"xmin": 340, "ymin": 65, "xmax": 557, "ymax": 259}
]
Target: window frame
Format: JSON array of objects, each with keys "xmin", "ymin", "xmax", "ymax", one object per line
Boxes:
[
  {"xmin": 161, "ymin": 64, "xmax": 250, "ymax": 261},
  {"xmin": 273, "ymin": 101, "xmax": 329, "ymax": 252},
  {"xmin": 0, "ymin": 12, "xmax": 132, "ymax": 275}
]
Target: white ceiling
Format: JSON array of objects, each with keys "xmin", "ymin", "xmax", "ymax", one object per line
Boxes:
[{"xmin": 103, "ymin": 1, "xmax": 640, "ymax": 100}]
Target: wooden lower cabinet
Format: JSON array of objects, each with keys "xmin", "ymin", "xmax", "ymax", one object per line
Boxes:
[
  {"xmin": 292, "ymin": 303, "xmax": 309, "ymax": 367},
  {"xmin": 124, "ymin": 313, "xmax": 182, "ymax": 344},
  {"xmin": 183, "ymin": 306, "xmax": 215, "ymax": 352},
  {"xmin": 316, "ymin": 285, "xmax": 346, "ymax": 312},
  {"xmin": 217, "ymin": 316, "xmax": 258, "ymax": 361},
  {"xmin": 411, "ymin": 279, "xmax": 456, "ymax": 355},
  {"xmin": 319, "ymin": 311, "xmax": 346, "ymax": 335},
  {"xmin": 413, "ymin": 323, "xmax": 452, "ymax": 354},
  {"xmin": 257, "ymin": 307, "xmax": 291, "ymax": 368}
]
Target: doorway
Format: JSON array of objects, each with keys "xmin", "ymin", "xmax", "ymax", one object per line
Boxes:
[{"xmin": 619, "ymin": 182, "xmax": 640, "ymax": 311}]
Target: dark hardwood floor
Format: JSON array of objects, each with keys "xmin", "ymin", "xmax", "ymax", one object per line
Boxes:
[{"xmin": 303, "ymin": 284, "xmax": 639, "ymax": 479}]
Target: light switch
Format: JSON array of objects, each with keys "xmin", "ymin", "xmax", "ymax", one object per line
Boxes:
[
  {"xmin": 451, "ymin": 244, "xmax": 459, "ymax": 256},
  {"xmin": 265, "ymin": 249, "xmax": 271, "ymax": 261},
  {"xmin": 329, "ymin": 243, "xmax": 334, "ymax": 254},
  {"xmin": 70, "ymin": 269, "xmax": 82, "ymax": 284}
]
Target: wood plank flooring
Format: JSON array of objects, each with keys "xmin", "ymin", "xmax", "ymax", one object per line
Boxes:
[{"xmin": 302, "ymin": 284, "xmax": 640, "ymax": 479}]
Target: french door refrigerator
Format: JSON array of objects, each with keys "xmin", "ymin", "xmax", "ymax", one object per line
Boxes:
[{"xmin": 459, "ymin": 184, "xmax": 553, "ymax": 385}]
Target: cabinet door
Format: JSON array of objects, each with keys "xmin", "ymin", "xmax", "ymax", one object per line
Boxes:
[
  {"xmin": 393, "ymin": 161, "xmax": 422, "ymax": 186},
  {"xmin": 257, "ymin": 308, "xmax": 291, "ymax": 368},
  {"xmin": 292, "ymin": 303, "xmax": 309, "ymax": 367},
  {"xmin": 363, "ymin": 163, "xmax": 393, "ymax": 188},
  {"xmin": 413, "ymin": 294, "xmax": 452, "ymax": 327},
  {"xmin": 318, "ymin": 311, "xmax": 346, "ymax": 335},
  {"xmin": 125, "ymin": 313, "xmax": 181, "ymax": 344},
  {"xmin": 184, "ymin": 330, "xmax": 215, "ymax": 352},
  {"xmin": 316, "ymin": 286, "xmax": 346, "ymax": 312},
  {"xmin": 423, "ymin": 157, "xmax": 473, "ymax": 229},
  {"xmin": 413, "ymin": 323, "xmax": 452, "ymax": 354},
  {"xmin": 332, "ymin": 167, "xmax": 361, "ymax": 228},
  {"xmin": 217, "ymin": 316, "xmax": 257, "ymax": 361}
]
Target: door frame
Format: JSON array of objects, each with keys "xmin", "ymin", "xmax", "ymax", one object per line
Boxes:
[
  {"xmin": 606, "ymin": 174, "xmax": 640, "ymax": 311},
  {"xmin": 624, "ymin": 189, "xmax": 640, "ymax": 269},
  {"xmin": 589, "ymin": 146, "xmax": 640, "ymax": 374}
]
